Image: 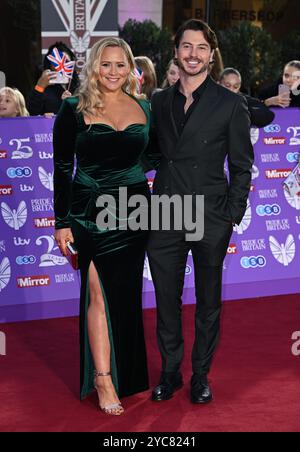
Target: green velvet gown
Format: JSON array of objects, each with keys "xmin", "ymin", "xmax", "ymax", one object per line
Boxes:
[{"xmin": 53, "ymin": 96, "xmax": 150, "ymax": 400}]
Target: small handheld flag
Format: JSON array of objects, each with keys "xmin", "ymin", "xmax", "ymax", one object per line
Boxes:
[
  {"xmin": 47, "ymin": 47, "xmax": 75, "ymax": 79},
  {"xmin": 134, "ymin": 67, "xmax": 144, "ymax": 93}
]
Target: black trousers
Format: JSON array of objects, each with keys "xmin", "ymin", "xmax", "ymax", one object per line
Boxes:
[{"xmin": 147, "ymin": 222, "xmax": 232, "ymax": 376}]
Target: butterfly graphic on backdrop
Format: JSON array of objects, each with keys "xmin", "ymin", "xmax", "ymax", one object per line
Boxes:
[
  {"xmin": 0, "ymin": 257, "xmax": 11, "ymax": 292},
  {"xmin": 251, "ymin": 165, "xmax": 260, "ymax": 180},
  {"xmin": 1, "ymin": 201, "xmax": 27, "ymax": 230},
  {"xmin": 250, "ymin": 127, "xmax": 260, "ymax": 146},
  {"xmin": 269, "ymin": 234, "xmax": 295, "ymax": 266},
  {"xmin": 284, "ymin": 187, "xmax": 300, "ymax": 210},
  {"xmin": 38, "ymin": 167, "xmax": 54, "ymax": 191},
  {"xmin": 70, "ymin": 31, "xmax": 90, "ymax": 54},
  {"xmin": 233, "ymin": 200, "xmax": 252, "ymax": 235}
]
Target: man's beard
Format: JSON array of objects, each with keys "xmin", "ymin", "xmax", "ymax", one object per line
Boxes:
[{"xmin": 177, "ymin": 58, "xmax": 210, "ymax": 77}]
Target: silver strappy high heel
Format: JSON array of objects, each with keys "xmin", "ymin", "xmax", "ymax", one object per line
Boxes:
[{"xmin": 93, "ymin": 371, "xmax": 124, "ymax": 416}]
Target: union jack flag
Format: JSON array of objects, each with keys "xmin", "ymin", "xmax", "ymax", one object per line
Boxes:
[
  {"xmin": 134, "ymin": 67, "xmax": 144, "ymax": 93},
  {"xmin": 47, "ymin": 47, "xmax": 75, "ymax": 78}
]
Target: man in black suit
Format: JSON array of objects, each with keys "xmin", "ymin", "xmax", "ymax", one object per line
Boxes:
[{"xmin": 148, "ymin": 19, "xmax": 254, "ymax": 404}]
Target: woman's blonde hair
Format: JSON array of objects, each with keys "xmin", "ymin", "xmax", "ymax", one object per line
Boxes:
[
  {"xmin": 0, "ymin": 87, "xmax": 29, "ymax": 117},
  {"xmin": 134, "ymin": 56, "xmax": 157, "ymax": 100},
  {"xmin": 77, "ymin": 37, "xmax": 144, "ymax": 117}
]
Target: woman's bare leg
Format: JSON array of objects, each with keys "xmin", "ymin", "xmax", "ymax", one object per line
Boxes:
[{"xmin": 87, "ymin": 261, "xmax": 123, "ymax": 414}]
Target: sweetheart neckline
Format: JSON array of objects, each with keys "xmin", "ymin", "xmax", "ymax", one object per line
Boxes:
[{"xmin": 84, "ymin": 122, "xmax": 147, "ymax": 132}]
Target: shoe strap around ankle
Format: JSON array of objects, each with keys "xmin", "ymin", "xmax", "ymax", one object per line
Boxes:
[{"xmin": 94, "ymin": 370, "xmax": 111, "ymax": 377}]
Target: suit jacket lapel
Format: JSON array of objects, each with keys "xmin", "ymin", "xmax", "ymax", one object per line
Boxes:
[{"xmin": 176, "ymin": 78, "xmax": 223, "ymax": 150}]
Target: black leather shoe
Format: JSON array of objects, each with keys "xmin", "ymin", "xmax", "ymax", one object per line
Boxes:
[
  {"xmin": 151, "ymin": 371, "xmax": 183, "ymax": 401},
  {"xmin": 190, "ymin": 374, "xmax": 213, "ymax": 404}
]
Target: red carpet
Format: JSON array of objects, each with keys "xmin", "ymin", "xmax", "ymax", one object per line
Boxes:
[{"xmin": 1, "ymin": 294, "xmax": 300, "ymax": 432}]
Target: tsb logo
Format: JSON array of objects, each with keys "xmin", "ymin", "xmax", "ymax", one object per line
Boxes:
[
  {"xmin": 286, "ymin": 152, "xmax": 300, "ymax": 163},
  {"xmin": 264, "ymin": 124, "xmax": 281, "ymax": 133},
  {"xmin": 240, "ymin": 256, "xmax": 266, "ymax": 268},
  {"xmin": 256, "ymin": 204, "xmax": 281, "ymax": 216},
  {"xmin": 7, "ymin": 167, "xmax": 32, "ymax": 178},
  {"xmin": 16, "ymin": 255, "xmax": 36, "ymax": 265}
]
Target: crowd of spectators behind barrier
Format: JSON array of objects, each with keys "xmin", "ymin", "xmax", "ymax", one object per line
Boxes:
[{"xmin": 0, "ymin": 40, "xmax": 299, "ymax": 121}]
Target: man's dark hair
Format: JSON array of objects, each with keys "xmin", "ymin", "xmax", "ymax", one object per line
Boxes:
[{"xmin": 174, "ymin": 19, "xmax": 218, "ymax": 50}]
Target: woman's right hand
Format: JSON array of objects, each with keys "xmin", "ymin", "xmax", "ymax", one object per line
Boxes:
[
  {"xmin": 54, "ymin": 228, "xmax": 74, "ymax": 257},
  {"xmin": 36, "ymin": 70, "xmax": 56, "ymax": 89}
]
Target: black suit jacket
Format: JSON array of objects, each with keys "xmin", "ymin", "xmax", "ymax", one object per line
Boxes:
[{"xmin": 149, "ymin": 77, "xmax": 254, "ymax": 225}]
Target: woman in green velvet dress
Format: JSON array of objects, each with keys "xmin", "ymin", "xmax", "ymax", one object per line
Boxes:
[{"xmin": 53, "ymin": 38, "xmax": 151, "ymax": 416}]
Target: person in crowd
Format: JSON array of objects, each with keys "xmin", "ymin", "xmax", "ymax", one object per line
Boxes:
[
  {"xmin": 209, "ymin": 47, "xmax": 224, "ymax": 82},
  {"xmin": 0, "ymin": 86, "xmax": 29, "ymax": 117},
  {"xmin": 219, "ymin": 67, "xmax": 275, "ymax": 127},
  {"xmin": 259, "ymin": 60, "xmax": 300, "ymax": 108},
  {"xmin": 134, "ymin": 56, "xmax": 157, "ymax": 99},
  {"xmin": 53, "ymin": 37, "xmax": 151, "ymax": 416},
  {"xmin": 147, "ymin": 19, "xmax": 253, "ymax": 405},
  {"xmin": 161, "ymin": 59, "xmax": 180, "ymax": 88},
  {"xmin": 28, "ymin": 42, "xmax": 80, "ymax": 116}
]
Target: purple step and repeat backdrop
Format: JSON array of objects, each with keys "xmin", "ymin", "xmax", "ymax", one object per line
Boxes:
[{"xmin": 0, "ymin": 108, "xmax": 299, "ymax": 323}]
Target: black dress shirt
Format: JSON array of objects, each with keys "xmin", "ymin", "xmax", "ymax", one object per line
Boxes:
[{"xmin": 172, "ymin": 76, "xmax": 210, "ymax": 135}]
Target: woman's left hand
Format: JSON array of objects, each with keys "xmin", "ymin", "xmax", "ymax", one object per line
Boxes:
[{"xmin": 61, "ymin": 90, "xmax": 72, "ymax": 100}]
